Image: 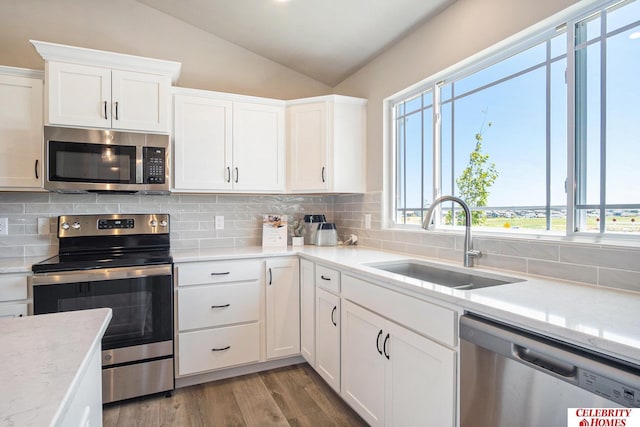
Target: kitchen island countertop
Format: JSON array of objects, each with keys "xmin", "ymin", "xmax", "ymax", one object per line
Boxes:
[{"xmin": 0, "ymin": 308, "xmax": 112, "ymax": 426}]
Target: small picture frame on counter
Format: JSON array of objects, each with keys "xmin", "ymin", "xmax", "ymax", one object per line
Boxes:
[{"xmin": 262, "ymin": 214, "xmax": 288, "ymax": 248}]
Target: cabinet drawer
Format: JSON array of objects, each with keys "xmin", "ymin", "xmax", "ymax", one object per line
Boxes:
[
  {"xmin": 316, "ymin": 265, "xmax": 340, "ymax": 293},
  {"xmin": 0, "ymin": 274, "xmax": 27, "ymax": 301},
  {"xmin": 178, "ymin": 281, "xmax": 260, "ymax": 331},
  {"xmin": 342, "ymin": 274, "xmax": 456, "ymax": 348},
  {"xmin": 0, "ymin": 303, "xmax": 27, "ymax": 318},
  {"xmin": 178, "ymin": 322, "xmax": 260, "ymax": 376},
  {"xmin": 177, "ymin": 260, "xmax": 262, "ymax": 286}
]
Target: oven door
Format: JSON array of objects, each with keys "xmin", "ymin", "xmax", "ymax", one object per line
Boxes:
[{"xmin": 32, "ymin": 265, "xmax": 173, "ymax": 355}]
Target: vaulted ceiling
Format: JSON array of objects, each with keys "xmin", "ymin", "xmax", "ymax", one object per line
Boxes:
[{"xmin": 136, "ymin": 0, "xmax": 456, "ymax": 86}]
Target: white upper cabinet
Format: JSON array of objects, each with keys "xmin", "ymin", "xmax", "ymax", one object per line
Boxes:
[
  {"xmin": 0, "ymin": 68, "xmax": 43, "ymax": 190},
  {"xmin": 110, "ymin": 69, "xmax": 170, "ymax": 132},
  {"xmin": 173, "ymin": 90, "xmax": 285, "ymax": 193},
  {"xmin": 232, "ymin": 101, "xmax": 285, "ymax": 191},
  {"xmin": 31, "ymin": 40, "xmax": 180, "ymax": 133},
  {"xmin": 287, "ymin": 95, "xmax": 366, "ymax": 193},
  {"xmin": 173, "ymin": 95, "xmax": 233, "ymax": 191}
]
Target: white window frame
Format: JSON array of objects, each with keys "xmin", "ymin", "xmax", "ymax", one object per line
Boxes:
[{"xmin": 385, "ymin": 0, "xmax": 640, "ymax": 243}]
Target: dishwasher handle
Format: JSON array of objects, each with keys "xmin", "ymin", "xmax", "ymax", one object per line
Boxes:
[{"xmin": 513, "ymin": 344, "xmax": 577, "ymax": 378}]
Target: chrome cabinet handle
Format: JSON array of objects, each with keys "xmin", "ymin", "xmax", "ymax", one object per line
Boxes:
[
  {"xmin": 114, "ymin": 101, "xmax": 119, "ymax": 120},
  {"xmin": 104, "ymin": 101, "xmax": 108, "ymax": 120},
  {"xmin": 321, "ymin": 166, "xmax": 326, "ymax": 183},
  {"xmin": 210, "ymin": 272, "xmax": 230, "ymax": 276},
  {"xmin": 320, "ymin": 275, "xmax": 331, "ymax": 281},
  {"xmin": 34, "ymin": 159, "xmax": 38, "ymax": 179},
  {"xmin": 211, "ymin": 304, "xmax": 230, "ymax": 309},
  {"xmin": 376, "ymin": 329, "xmax": 383, "ymax": 355},
  {"xmin": 331, "ymin": 306, "xmax": 337, "ymax": 326},
  {"xmin": 383, "ymin": 333, "xmax": 390, "ymax": 360},
  {"xmin": 226, "ymin": 167, "xmax": 231, "ymax": 183},
  {"xmin": 211, "ymin": 346, "xmax": 231, "ymax": 352}
]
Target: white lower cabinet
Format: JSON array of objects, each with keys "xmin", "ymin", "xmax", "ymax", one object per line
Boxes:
[
  {"xmin": 316, "ymin": 287, "xmax": 340, "ymax": 392},
  {"xmin": 176, "ymin": 259, "xmax": 263, "ymax": 377},
  {"xmin": 341, "ymin": 299, "xmax": 456, "ymax": 427},
  {"xmin": 178, "ymin": 323, "xmax": 261, "ymax": 376},
  {"xmin": 0, "ymin": 273, "xmax": 28, "ymax": 319},
  {"xmin": 265, "ymin": 257, "xmax": 300, "ymax": 359},
  {"xmin": 300, "ymin": 258, "xmax": 315, "ymax": 365}
]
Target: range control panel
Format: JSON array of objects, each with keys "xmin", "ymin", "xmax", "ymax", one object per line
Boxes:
[{"xmin": 58, "ymin": 214, "xmax": 170, "ymax": 238}]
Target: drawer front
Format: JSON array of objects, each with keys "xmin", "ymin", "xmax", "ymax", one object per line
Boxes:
[
  {"xmin": 178, "ymin": 322, "xmax": 260, "ymax": 376},
  {"xmin": 342, "ymin": 274, "xmax": 456, "ymax": 347},
  {"xmin": 177, "ymin": 260, "xmax": 262, "ymax": 286},
  {"xmin": 178, "ymin": 281, "xmax": 260, "ymax": 331},
  {"xmin": 0, "ymin": 274, "xmax": 28, "ymax": 301},
  {"xmin": 0, "ymin": 303, "xmax": 27, "ymax": 319},
  {"xmin": 316, "ymin": 265, "xmax": 340, "ymax": 293}
]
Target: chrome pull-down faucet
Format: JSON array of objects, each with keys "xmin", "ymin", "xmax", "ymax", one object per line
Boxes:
[{"xmin": 423, "ymin": 195, "xmax": 482, "ymax": 267}]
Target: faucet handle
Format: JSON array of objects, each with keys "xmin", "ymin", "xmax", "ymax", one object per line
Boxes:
[{"xmin": 467, "ymin": 249, "xmax": 482, "ymax": 258}]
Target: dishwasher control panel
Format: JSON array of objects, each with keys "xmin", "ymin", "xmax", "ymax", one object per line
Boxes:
[{"xmin": 580, "ymin": 369, "xmax": 639, "ymax": 407}]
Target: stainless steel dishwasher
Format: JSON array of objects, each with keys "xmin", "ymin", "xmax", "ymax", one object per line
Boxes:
[{"xmin": 460, "ymin": 314, "xmax": 640, "ymax": 426}]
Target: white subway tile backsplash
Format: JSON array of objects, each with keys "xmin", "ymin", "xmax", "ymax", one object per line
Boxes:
[
  {"xmin": 597, "ymin": 269, "xmax": 640, "ymax": 293},
  {"xmin": 527, "ymin": 259, "xmax": 598, "ymax": 284},
  {"xmin": 498, "ymin": 240, "xmax": 559, "ymax": 261},
  {"xmin": 1, "ymin": 190, "xmax": 639, "ymax": 294}
]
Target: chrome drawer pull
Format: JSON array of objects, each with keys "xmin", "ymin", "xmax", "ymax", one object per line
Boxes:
[
  {"xmin": 211, "ymin": 346, "xmax": 231, "ymax": 352},
  {"xmin": 211, "ymin": 304, "xmax": 230, "ymax": 309}
]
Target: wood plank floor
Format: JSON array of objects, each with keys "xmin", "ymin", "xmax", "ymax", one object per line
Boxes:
[{"xmin": 103, "ymin": 363, "xmax": 368, "ymax": 427}]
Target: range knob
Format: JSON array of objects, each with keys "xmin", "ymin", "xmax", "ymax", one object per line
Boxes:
[
  {"xmin": 61, "ymin": 222, "xmax": 70, "ymax": 230},
  {"xmin": 150, "ymin": 219, "xmax": 158, "ymax": 227},
  {"xmin": 159, "ymin": 220, "xmax": 168, "ymax": 227},
  {"xmin": 71, "ymin": 221, "xmax": 81, "ymax": 230}
]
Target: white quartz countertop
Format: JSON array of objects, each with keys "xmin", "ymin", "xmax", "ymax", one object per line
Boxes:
[
  {"xmin": 0, "ymin": 308, "xmax": 112, "ymax": 427},
  {"xmin": 173, "ymin": 245, "xmax": 640, "ymax": 366}
]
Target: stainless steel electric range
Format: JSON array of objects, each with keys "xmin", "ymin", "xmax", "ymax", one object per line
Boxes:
[{"xmin": 31, "ymin": 213, "xmax": 174, "ymax": 404}]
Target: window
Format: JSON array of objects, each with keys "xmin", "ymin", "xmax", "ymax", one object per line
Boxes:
[
  {"xmin": 391, "ymin": 0, "xmax": 640, "ymax": 236},
  {"xmin": 574, "ymin": 0, "xmax": 640, "ymax": 233}
]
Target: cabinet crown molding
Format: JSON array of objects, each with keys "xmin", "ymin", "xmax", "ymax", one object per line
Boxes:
[{"xmin": 30, "ymin": 40, "xmax": 181, "ymax": 83}]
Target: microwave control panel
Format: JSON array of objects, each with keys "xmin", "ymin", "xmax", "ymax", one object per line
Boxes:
[{"xmin": 143, "ymin": 147, "xmax": 166, "ymax": 184}]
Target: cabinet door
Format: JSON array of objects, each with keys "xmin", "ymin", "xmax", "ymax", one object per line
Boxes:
[
  {"xmin": 111, "ymin": 70, "xmax": 170, "ymax": 132},
  {"xmin": 300, "ymin": 259, "xmax": 315, "ymax": 366},
  {"xmin": 385, "ymin": 320, "xmax": 456, "ymax": 427},
  {"xmin": 173, "ymin": 95, "xmax": 233, "ymax": 191},
  {"xmin": 287, "ymin": 102, "xmax": 329, "ymax": 191},
  {"xmin": 233, "ymin": 102, "xmax": 285, "ymax": 191},
  {"xmin": 47, "ymin": 61, "xmax": 111, "ymax": 128},
  {"xmin": 0, "ymin": 75, "xmax": 42, "ymax": 189},
  {"xmin": 315, "ymin": 287, "xmax": 340, "ymax": 393},
  {"xmin": 265, "ymin": 258, "xmax": 300, "ymax": 359},
  {"xmin": 341, "ymin": 300, "xmax": 385, "ymax": 427}
]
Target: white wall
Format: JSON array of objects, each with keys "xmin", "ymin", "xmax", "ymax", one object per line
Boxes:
[
  {"xmin": 0, "ymin": 0, "xmax": 331, "ymax": 99},
  {"xmin": 333, "ymin": 0, "xmax": 579, "ymax": 191}
]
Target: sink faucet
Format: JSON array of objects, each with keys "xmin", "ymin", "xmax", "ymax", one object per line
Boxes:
[{"xmin": 423, "ymin": 195, "xmax": 481, "ymax": 267}]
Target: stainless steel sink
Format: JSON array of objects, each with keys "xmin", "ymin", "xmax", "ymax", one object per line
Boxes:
[{"xmin": 365, "ymin": 260, "xmax": 524, "ymax": 290}]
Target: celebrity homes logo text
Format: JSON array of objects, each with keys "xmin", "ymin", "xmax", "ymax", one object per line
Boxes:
[{"xmin": 568, "ymin": 408, "xmax": 639, "ymax": 426}]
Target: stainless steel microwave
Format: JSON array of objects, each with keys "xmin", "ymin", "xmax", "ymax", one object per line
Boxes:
[{"xmin": 44, "ymin": 126, "xmax": 170, "ymax": 194}]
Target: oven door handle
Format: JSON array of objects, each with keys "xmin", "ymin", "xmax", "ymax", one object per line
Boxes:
[{"xmin": 32, "ymin": 265, "xmax": 173, "ymax": 286}]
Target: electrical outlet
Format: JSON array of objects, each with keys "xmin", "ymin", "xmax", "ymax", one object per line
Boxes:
[
  {"xmin": 364, "ymin": 214, "xmax": 372, "ymax": 229},
  {"xmin": 38, "ymin": 217, "xmax": 50, "ymax": 235},
  {"xmin": 0, "ymin": 218, "xmax": 8, "ymax": 235},
  {"xmin": 215, "ymin": 216, "xmax": 224, "ymax": 230}
]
